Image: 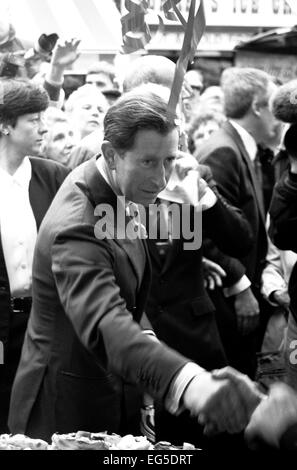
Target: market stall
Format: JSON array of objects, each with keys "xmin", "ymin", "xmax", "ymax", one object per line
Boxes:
[{"xmin": 234, "ymin": 25, "xmax": 297, "ymax": 82}]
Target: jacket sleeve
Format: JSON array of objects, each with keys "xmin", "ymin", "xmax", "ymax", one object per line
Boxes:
[
  {"xmin": 203, "ymin": 237, "xmax": 246, "ymax": 287},
  {"xmin": 51, "ymin": 223, "xmax": 189, "ymax": 402},
  {"xmin": 269, "ymin": 170, "xmax": 297, "ymax": 252},
  {"xmin": 280, "ymin": 423, "xmax": 297, "ymax": 451},
  {"xmin": 202, "ymin": 190, "xmax": 254, "ymax": 258},
  {"xmin": 200, "ymin": 146, "xmax": 242, "ymax": 207}
]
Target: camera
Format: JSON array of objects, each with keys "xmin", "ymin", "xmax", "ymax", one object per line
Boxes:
[
  {"xmin": 0, "ymin": 33, "xmax": 59, "ymax": 79},
  {"xmin": 0, "ymin": 52, "xmax": 25, "ymax": 78}
]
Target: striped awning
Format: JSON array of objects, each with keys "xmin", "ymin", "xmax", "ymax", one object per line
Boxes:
[{"xmin": 6, "ymin": 0, "xmax": 122, "ymax": 52}]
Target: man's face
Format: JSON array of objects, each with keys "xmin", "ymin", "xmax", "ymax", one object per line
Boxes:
[
  {"xmin": 257, "ymin": 82, "xmax": 283, "ymax": 148},
  {"xmin": 86, "ymin": 73, "xmax": 113, "ymax": 91},
  {"xmin": 70, "ymin": 93, "xmax": 108, "ymax": 139},
  {"xmin": 8, "ymin": 112, "xmax": 47, "ymax": 157},
  {"xmin": 113, "ymin": 129, "xmax": 179, "ymax": 206},
  {"xmin": 192, "ymin": 120, "xmax": 220, "ymax": 151},
  {"xmin": 42, "ymin": 121, "xmax": 75, "ymax": 165}
]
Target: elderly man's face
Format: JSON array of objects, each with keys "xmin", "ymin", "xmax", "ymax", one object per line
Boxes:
[{"xmin": 114, "ymin": 129, "xmax": 179, "ymax": 206}]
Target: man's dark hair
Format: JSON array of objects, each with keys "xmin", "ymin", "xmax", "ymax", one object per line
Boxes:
[
  {"xmin": 0, "ymin": 78, "xmax": 49, "ymax": 128},
  {"xmin": 284, "ymin": 123, "xmax": 297, "ymax": 159},
  {"xmin": 272, "ymin": 79, "xmax": 297, "ymax": 123},
  {"xmin": 103, "ymin": 86, "xmax": 178, "ymax": 152}
]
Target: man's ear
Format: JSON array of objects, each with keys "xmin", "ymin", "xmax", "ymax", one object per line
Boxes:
[
  {"xmin": 251, "ymin": 96, "xmax": 262, "ymax": 117},
  {"xmin": 0, "ymin": 123, "xmax": 10, "ymax": 136},
  {"xmin": 101, "ymin": 140, "xmax": 116, "ymax": 170}
]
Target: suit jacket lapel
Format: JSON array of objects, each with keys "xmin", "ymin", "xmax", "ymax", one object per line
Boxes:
[
  {"xmin": 161, "ymin": 239, "xmax": 181, "ymax": 274},
  {"xmin": 224, "ymin": 121, "xmax": 266, "ymax": 223},
  {"xmin": 84, "ymin": 157, "xmax": 147, "ymax": 290},
  {"xmin": 146, "ymin": 238, "xmax": 162, "ymax": 270},
  {"xmin": 161, "ymin": 202, "xmax": 185, "ymax": 274},
  {"xmin": 136, "ymin": 240, "xmax": 152, "ymax": 313},
  {"xmin": 29, "ymin": 160, "xmax": 50, "ymax": 230}
]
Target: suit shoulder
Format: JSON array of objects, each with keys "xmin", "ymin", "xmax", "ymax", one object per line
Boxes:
[
  {"xmin": 30, "ymin": 156, "xmax": 70, "ymax": 178},
  {"xmin": 199, "ymin": 128, "xmax": 240, "ymax": 159}
]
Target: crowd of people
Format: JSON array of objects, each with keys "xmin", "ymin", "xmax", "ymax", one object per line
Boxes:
[{"xmin": 1, "ymin": 12, "xmax": 297, "ymax": 452}]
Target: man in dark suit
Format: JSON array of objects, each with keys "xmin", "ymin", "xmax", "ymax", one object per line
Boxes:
[
  {"xmin": 0, "ymin": 79, "xmax": 69, "ymax": 433},
  {"xmin": 198, "ymin": 67, "xmax": 282, "ymax": 377},
  {"xmin": 146, "ymin": 178, "xmax": 255, "ymax": 447},
  {"xmin": 9, "ymin": 87, "xmax": 262, "ymax": 442}
]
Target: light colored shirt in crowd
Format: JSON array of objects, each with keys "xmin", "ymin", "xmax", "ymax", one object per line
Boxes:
[
  {"xmin": 0, "ymin": 157, "xmax": 37, "ymax": 297},
  {"xmin": 230, "ymin": 120, "xmax": 258, "ymax": 162}
]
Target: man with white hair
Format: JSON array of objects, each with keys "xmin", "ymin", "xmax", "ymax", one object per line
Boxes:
[{"xmin": 199, "ymin": 67, "xmax": 282, "ymax": 378}]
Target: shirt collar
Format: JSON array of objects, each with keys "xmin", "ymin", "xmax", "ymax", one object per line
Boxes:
[
  {"xmin": 96, "ymin": 155, "xmax": 139, "ymax": 217},
  {"xmin": 0, "ymin": 156, "xmax": 32, "ymax": 190},
  {"xmin": 229, "ymin": 120, "xmax": 258, "ymax": 162}
]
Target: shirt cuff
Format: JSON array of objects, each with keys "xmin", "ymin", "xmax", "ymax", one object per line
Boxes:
[
  {"xmin": 142, "ymin": 329, "xmax": 159, "ymax": 342},
  {"xmin": 165, "ymin": 362, "xmax": 206, "ymax": 415},
  {"xmin": 263, "ymin": 285, "xmax": 287, "ymax": 306},
  {"xmin": 197, "ymin": 186, "xmax": 217, "ymax": 211},
  {"xmin": 45, "ymin": 73, "xmax": 64, "ymax": 88},
  {"xmin": 223, "ymin": 275, "xmax": 251, "ymax": 298}
]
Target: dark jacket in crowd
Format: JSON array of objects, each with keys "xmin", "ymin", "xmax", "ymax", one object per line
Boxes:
[{"xmin": 269, "ymin": 169, "xmax": 297, "ymax": 324}]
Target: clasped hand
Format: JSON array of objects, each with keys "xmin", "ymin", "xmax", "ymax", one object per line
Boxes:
[{"xmin": 183, "ymin": 366, "xmax": 264, "ymax": 436}]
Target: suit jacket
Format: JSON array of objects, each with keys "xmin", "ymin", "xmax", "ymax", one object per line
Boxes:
[
  {"xmin": 269, "ymin": 169, "xmax": 297, "ymax": 324},
  {"xmin": 199, "ymin": 121, "xmax": 268, "ymax": 287},
  {"xmin": 146, "ymin": 195, "xmax": 253, "ymax": 370},
  {"xmin": 0, "ymin": 157, "xmax": 69, "ymax": 349},
  {"xmin": 8, "ymin": 158, "xmax": 188, "ymax": 441}
]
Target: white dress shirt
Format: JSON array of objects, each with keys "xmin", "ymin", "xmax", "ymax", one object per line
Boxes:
[
  {"xmin": 0, "ymin": 157, "xmax": 37, "ymax": 297},
  {"xmin": 229, "ymin": 120, "xmax": 258, "ymax": 162}
]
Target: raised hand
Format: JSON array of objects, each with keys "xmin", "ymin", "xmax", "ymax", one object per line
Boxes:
[
  {"xmin": 175, "ymin": 151, "xmax": 198, "ymax": 180},
  {"xmin": 51, "ymin": 38, "xmax": 81, "ymax": 69}
]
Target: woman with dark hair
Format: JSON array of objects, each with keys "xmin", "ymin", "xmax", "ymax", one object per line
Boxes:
[{"xmin": 0, "ymin": 78, "xmax": 69, "ymax": 433}]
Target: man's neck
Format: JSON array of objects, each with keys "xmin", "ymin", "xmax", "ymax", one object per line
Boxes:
[
  {"xmin": 0, "ymin": 144, "xmax": 25, "ymax": 175},
  {"xmin": 230, "ymin": 117, "xmax": 256, "ymax": 141}
]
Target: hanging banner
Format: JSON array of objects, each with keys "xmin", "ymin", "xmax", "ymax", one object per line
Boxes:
[
  {"xmin": 120, "ymin": 0, "xmax": 206, "ymax": 113},
  {"xmin": 167, "ymin": 0, "xmax": 206, "ymax": 113},
  {"xmin": 144, "ymin": 0, "xmax": 297, "ymax": 28}
]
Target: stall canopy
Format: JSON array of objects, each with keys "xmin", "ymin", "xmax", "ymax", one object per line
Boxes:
[
  {"xmin": 235, "ymin": 25, "xmax": 297, "ymax": 54},
  {"xmin": 234, "ymin": 25, "xmax": 297, "ymax": 82},
  {"xmin": 7, "ymin": 0, "xmax": 122, "ymax": 53}
]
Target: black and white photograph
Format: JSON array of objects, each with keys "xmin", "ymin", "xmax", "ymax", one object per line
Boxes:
[{"xmin": 0, "ymin": 0, "xmax": 297, "ymax": 458}]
